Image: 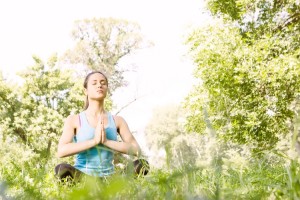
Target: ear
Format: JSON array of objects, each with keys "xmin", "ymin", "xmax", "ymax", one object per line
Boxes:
[{"xmin": 84, "ymin": 88, "xmax": 87, "ymax": 96}]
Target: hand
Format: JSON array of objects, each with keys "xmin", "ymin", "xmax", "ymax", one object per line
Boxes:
[
  {"xmin": 94, "ymin": 116, "xmax": 101, "ymax": 145},
  {"xmin": 100, "ymin": 115, "xmax": 107, "ymax": 144},
  {"xmin": 94, "ymin": 115, "xmax": 107, "ymax": 145}
]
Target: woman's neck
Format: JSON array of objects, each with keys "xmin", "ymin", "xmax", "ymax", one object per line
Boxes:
[{"xmin": 86, "ymin": 100, "xmax": 105, "ymax": 117}]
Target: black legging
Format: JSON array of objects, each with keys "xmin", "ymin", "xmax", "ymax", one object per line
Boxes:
[
  {"xmin": 55, "ymin": 159, "xmax": 150, "ymax": 181},
  {"xmin": 55, "ymin": 163, "xmax": 83, "ymax": 181},
  {"xmin": 133, "ymin": 159, "xmax": 150, "ymax": 176}
]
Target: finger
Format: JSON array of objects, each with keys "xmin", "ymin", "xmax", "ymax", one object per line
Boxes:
[
  {"xmin": 100, "ymin": 117, "xmax": 104, "ymax": 143},
  {"xmin": 99, "ymin": 127, "xmax": 102, "ymax": 143},
  {"xmin": 102, "ymin": 125, "xmax": 105, "ymax": 143},
  {"xmin": 99, "ymin": 115, "xmax": 103, "ymax": 125}
]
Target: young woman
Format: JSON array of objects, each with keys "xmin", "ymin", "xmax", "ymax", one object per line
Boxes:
[{"xmin": 55, "ymin": 71, "xmax": 146, "ymax": 179}]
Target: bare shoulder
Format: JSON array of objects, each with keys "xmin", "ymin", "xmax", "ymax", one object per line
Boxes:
[
  {"xmin": 113, "ymin": 115, "xmax": 124, "ymax": 121},
  {"xmin": 112, "ymin": 115, "xmax": 127, "ymax": 126},
  {"xmin": 65, "ymin": 114, "xmax": 80, "ymax": 128}
]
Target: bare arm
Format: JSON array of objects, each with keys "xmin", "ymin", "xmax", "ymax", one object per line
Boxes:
[
  {"xmin": 57, "ymin": 115, "xmax": 96, "ymax": 158},
  {"xmin": 103, "ymin": 116, "xmax": 141, "ymax": 156}
]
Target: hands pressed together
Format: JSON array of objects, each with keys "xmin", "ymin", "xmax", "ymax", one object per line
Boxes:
[{"xmin": 94, "ymin": 115, "xmax": 107, "ymax": 145}]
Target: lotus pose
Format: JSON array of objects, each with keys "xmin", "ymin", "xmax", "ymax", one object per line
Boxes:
[{"xmin": 55, "ymin": 71, "xmax": 148, "ymax": 180}]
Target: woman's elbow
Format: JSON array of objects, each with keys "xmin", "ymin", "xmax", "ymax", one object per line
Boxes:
[
  {"xmin": 56, "ymin": 147, "xmax": 66, "ymax": 158},
  {"xmin": 56, "ymin": 151, "xmax": 63, "ymax": 158}
]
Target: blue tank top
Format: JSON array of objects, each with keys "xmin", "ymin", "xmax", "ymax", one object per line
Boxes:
[{"xmin": 74, "ymin": 111, "xmax": 118, "ymax": 177}]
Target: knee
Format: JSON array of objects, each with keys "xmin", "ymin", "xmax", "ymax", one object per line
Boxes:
[{"xmin": 133, "ymin": 159, "xmax": 150, "ymax": 176}]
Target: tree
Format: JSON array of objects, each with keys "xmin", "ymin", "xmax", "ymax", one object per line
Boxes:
[
  {"xmin": 206, "ymin": 0, "xmax": 300, "ymax": 41},
  {"xmin": 0, "ymin": 72, "xmax": 20, "ymax": 141},
  {"xmin": 0, "ymin": 55, "xmax": 110, "ymax": 157},
  {"xmin": 61, "ymin": 17, "xmax": 144, "ymax": 92},
  {"xmin": 144, "ymin": 104, "xmax": 200, "ymax": 168},
  {"xmin": 184, "ymin": 15, "xmax": 300, "ymax": 151}
]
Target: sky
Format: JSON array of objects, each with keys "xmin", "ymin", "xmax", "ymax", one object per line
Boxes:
[{"xmin": 0, "ymin": 0, "xmax": 210, "ymax": 149}]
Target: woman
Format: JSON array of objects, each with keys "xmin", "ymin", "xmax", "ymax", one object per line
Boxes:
[{"xmin": 55, "ymin": 71, "xmax": 146, "ymax": 180}]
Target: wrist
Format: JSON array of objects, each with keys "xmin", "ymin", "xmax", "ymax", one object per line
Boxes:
[
  {"xmin": 103, "ymin": 139, "xmax": 109, "ymax": 146},
  {"xmin": 92, "ymin": 139, "xmax": 98, "ymax": 146}
]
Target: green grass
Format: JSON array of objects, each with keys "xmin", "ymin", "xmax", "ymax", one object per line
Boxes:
[
  {"xmin": 0, "ymin": 146, "xmax": 300, "ymax": 200},
  {"xmin": 0, "ymin": 152, "xmax": 299, "ymax": 200}
]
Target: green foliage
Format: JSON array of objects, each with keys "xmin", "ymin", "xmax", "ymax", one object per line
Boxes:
[
  {"xmin": 18, "ymin": 55, "xmax": 85, "ymax": 116},
  {"xmin": 61, "ymin": 17, "xmax": 144, "ymax": 92},
  {"xmin": 182, "ymin": 1, "xmax": 300, "ymax": 199},
  {"xmin": 185, "ymin": 18, "xmax": 300, "ymax": 151},
  {"xmin": 0, "ymin": 55, "xmax": 88, "ymax": 156},
  {"xmin": 206, "ymin": 0, "xmax": 300, "ymax": 41},
  {"xmin": 145, "ymin": 104, "xmax": 185, "ymax": 150},
  {"xmin": 144, "ymin": 104, "xmax": 203, "ymax": 168},
  {"xmin": 1, "ymin": 131, "xmax": 299, "ymax": 200},
  {"xmin": 207, "ymin": 0, "xmax": 247, "ymax": 20}
]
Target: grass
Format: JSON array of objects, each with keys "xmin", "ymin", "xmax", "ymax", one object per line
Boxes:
[
  {"xmin": 1, "ymin": 132, "xmax": 300, "ymax": 200},
  {"xmin": 0, "ymin": 151, "xmax": 298, "ymax": 200}
]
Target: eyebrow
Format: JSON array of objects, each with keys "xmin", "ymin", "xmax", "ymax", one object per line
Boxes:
[
  {"xmin": 92, "ymin": 79, "xmax": 106, "ymax": 81},
  {"xmin": 91, "ymin": 80, "xmax": 107, "ymax": 84}
]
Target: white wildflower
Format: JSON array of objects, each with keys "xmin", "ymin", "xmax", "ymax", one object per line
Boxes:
[{"xmin": 266, "ymin": 109, "xmax": 276, "ymax": 117}]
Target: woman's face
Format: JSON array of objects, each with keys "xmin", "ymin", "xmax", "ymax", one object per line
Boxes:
[{"xmin": 85, "ymin": 73, "xmax": 108, "ymax": 100}]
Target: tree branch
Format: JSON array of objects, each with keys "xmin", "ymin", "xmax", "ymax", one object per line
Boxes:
[
  {"xmin": 114, "ymin": 95, "xmax": 146, "ymax": 115},
  {"xmin": 273, "ymin": 12, "xmax": 300, "ymax": 33}
]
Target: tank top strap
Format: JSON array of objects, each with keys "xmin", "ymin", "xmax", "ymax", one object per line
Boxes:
[
  {"xmin": 107, "ymin": 112, "xmax": 117, "ymax": 129},
  {"xmin": 79, "ymin": 111, "xmax": 89, "ymax": 128}
]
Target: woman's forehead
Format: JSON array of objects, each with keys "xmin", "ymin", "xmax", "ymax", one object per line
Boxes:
[{"xmin": 89, "ymin": 73, "xmax": 107, "ymax": 81}]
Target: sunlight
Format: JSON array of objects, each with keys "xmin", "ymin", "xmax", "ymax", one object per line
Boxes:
[{"xmin": 0, "ymin": 0, "xmax": 207, "ymax": 134}]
